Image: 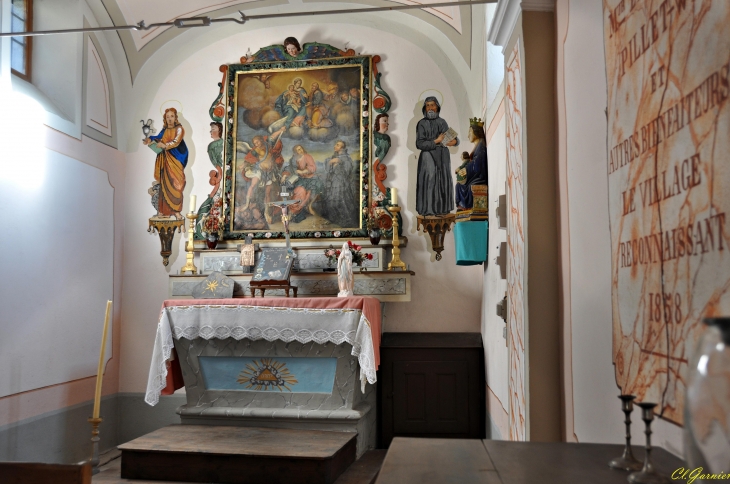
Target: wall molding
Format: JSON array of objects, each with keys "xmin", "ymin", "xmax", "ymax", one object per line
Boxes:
[
  {"xmin": 488, "ymin": 0, "xmax": 521, "ymax": 50},
  {"xmin": 488, "ymin": 0, "xmax": 555, "ymax": 52}
]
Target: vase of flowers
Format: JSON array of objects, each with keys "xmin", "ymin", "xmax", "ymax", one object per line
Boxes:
[
  {"xmin": 202, "ymin": 197, "xmax": 224, "ymax": 250},
  {"xmin": 324, "ymin": 241, "xmax": 373, "ymax": 271},
  {"xmin": 366, "ymin": 202, "xmax": 384, "ymax": 245}
]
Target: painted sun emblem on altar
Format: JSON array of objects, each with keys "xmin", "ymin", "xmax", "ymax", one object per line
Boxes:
[{"xmin": 237, "ymin": 358, "xmax": 298, "ymax": 391}]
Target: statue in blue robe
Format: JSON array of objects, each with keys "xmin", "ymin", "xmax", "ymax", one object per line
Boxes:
[{"xmin": 455, "ymin": 124, "xmax": 488, "ymax": 210}]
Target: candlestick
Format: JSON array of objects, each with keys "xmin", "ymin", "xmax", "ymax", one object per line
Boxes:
[
  {"xmin": 391, "ymin": 187, "xmax": 397, "ymax": 205},
  {"xmin": 180, "ymin": 211, "xmax": 198, "ymax": 274},
  {"xmin": 189, "ymin": 194, "xmax": 197, "ymax": 213},
  {"xmin": 387, "ymin": 206, "xmax": 407, "ymax": 271},
  {"xmin": 87, "ymin": 417, "xmax": 103, "ymax": 475},
  {"xmin": 608, "ymin": 395, "xmax": 642, "ymax": 471},
  {"xmin": 92, "ymin": 301, "xmax": 112, "ymax": 419},
  {"xmin": 628, "ymin": 402, "xmax": 670, "ymax": 484}
]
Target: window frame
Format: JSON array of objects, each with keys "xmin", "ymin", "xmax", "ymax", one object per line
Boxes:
[{"xmin": 10, "ymin": 0, "xmax": 33, "ymax": 82}]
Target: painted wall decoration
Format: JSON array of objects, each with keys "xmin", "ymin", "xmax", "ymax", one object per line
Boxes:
[
  {"xmin": 604, "ymin": 0, "xmax": 730, "ymax": 424},
  {"xmin": 199, "ymin": 356, "xmax": 337, "ymax": 393},
  {"xmin": 505, "ymin": 42, "xmax": 526, "ymax": 441}
]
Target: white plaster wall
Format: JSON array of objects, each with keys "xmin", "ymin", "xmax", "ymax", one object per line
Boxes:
[
  {"xmin": 483, "ymin": 109, "xmax": 509, "ymax": 439},
  {"xmin": 481, "ymin": 5, "xmax": 509, "ymax": 440},
  {"xmin": 119, "ymin": 24, "xmax": 484, "ymax": 393},
  {"xmin": 32, "ymin": 0, "xmax": 83, "ymax": 130},
  {"xmin": 562, "ymin": 0, "xmax": 682, "ymax": 455},
  {"xmin": 0, "ymin": 149, "xmax": 113, "ymax": 398}
]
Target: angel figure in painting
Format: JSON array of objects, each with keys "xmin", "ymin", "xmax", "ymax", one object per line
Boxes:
[
  {"xmin": 144, "ymin": 107, "xmax": 188, "ymax": 220},
  {"xmin": 337, "ymin": 242, "xmax": 354, "ymax": 297},
  {"xmin": 237, "ymin": 126, "xmax": 286, "ymax": 223}
]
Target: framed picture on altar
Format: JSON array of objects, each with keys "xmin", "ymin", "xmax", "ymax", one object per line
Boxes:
[{"xmin": 222, "ymin": 55, "xmax": 373, "ymax": 241}]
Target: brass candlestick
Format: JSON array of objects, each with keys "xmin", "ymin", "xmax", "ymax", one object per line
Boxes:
[
  {"xmin": 87, "ymin": 417, "xmax": 102, "ymax": 475},
  {"xmin": 180, "ymin": 212, "xmax": 198, "ymax": 274},
  {"xmin": 609, "ymin": 395, "xmax": 642, "ymax": 471},
  {"xmin": 387, "ymin": 206, "xmax": 407, "ymax": 271},
  {"xmin": 628, "ymin": 403, "xmax": 670, "ymax": 484}
]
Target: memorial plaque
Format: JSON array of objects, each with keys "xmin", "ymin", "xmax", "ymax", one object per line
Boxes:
[{"xmin": 604, "ymin": 0, "xmax": 730, "ymax": 423}]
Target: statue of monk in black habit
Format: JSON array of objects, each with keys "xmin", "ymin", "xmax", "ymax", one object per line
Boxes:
[{"xmin": 416, "ymin": 97, "xmax": 459, "ymax": 216}]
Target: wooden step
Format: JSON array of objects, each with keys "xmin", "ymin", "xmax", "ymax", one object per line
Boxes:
[{"xmin": 118, "ymin": 425, "xmax": 357, "ymax": 484}]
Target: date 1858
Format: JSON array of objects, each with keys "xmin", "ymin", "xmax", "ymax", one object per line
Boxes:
[{"xmin": 648, "ymin": 292, "xmax": 682, "ymax": 324}]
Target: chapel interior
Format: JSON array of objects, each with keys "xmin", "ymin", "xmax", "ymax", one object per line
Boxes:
[{"xmin": 1, "ymin": 0, "xmax": 727, "ymax": 483}]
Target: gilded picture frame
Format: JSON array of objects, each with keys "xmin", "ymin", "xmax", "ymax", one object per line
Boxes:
[{"xmin": 222, "ymin": 55, "xmax": 373, "ymax": 240}]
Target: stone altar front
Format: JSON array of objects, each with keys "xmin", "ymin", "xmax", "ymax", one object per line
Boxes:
[{"xmin": 145, "ymin": 298, "xmax": 381, "ymax": 457}]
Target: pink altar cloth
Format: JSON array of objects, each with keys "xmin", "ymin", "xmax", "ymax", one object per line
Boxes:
[{"xmin": 150, "ymin": 297, "xmax": 382, "ymax": 405}]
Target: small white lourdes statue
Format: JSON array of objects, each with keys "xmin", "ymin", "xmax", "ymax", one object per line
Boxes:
[{"xmin": 337, "ymin": 241, "xmax": 354, "ymax": 297}]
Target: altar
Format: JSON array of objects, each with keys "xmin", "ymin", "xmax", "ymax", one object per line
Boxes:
[{"xmin": 145, "ymin": 297, "xmax": 381, "ymax": 456}]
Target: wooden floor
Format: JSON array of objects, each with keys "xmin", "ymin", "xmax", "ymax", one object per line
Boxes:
[{"xmin": 94, "ymin": 448, "xmax": 386, "ymax": 484}]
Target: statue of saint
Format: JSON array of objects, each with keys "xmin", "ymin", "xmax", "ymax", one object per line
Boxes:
[
  {"xmin": 455, "ymin": 119, "xmax": 488, "ymax": 210},
  {"xmin": 144, "ymin": 108, "xmax": 188, "ymax": 219},
  {"xmin": 415, "ymin": 97, "xmax": 458, "ymax": 216}
]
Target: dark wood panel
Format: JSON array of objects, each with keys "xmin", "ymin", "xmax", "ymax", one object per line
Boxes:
[
  {"xmin": 121, "ymin": 433, "xmax": 356, "ymax": 484},
  {"xmin": 393, "ymin": 361, "xmax": 469, "ymax": 435},
  {"xmin": 119, "ymin": 425, "xmax": 357, "ymax": 484},
  {"xmin": 118, "ymin": 425, "xmax": 356, "ymax": 459},
  {"xmin": 334, "ymin": 450, "xmax": 387, "ymax": 484},
  {"xmin": 379, "ymin": 339, "xmax": 485, "ymax": 447},
  {"xmin": 374, "ymin": 437, "xmax": 501, "ymax": 484},
  {"xmin": 381, "ymin": 333, "xmax": 483, "ymax": 348},
  {"xmin": 483, "ymin": 440, "xmax": 684, "ymax": 484},
  {"xmin": 0, "ymin": 462, "xmax": 92, "ymax": 484}
]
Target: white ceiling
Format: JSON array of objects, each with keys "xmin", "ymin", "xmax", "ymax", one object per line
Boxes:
[{"xmin": 114, "ymin": 0, "xmax": 463, "ymax": 51}]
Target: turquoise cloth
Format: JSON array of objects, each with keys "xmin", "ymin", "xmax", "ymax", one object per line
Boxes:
[{"xmin": 454, "ymin": 220, "xmax": 488, "ymax": 266}]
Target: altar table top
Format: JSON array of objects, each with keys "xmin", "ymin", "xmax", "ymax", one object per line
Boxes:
[{"xmin": 145, "ymin": 297, "xmax": 382, "ymax": 406}]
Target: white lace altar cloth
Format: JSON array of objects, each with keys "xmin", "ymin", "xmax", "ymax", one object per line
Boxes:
[{"xmin": 145, "ymin": 297, "xmax": 381, "ymax": 406}]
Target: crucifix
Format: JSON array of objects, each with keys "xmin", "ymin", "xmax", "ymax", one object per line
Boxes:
[{"xmin": 266, "ymin": 184, "xmax": 300, "ymax": 256}]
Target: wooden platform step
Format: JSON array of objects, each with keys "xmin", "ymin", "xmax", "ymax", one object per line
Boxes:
[{"xmin": 118, "ymin": 425, "xmax": 357, "ymax": 484}]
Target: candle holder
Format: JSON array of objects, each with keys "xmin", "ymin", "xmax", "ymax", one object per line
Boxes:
[
  {"xmin": 628, "ymin": 403, "xmax": 670, "ymax": 484},
  {"xmin": 87, "ymin": 417, "xmax": 102, "ymax": 475},
  {"xmin": 609, "ymin": 395, "xmax": 642, "ymax": 471},
  {"xmin": 180, "ymin": 211, "xmax": 198, "ymax": 274},
  {"xmin": 387, "ymin": 206, "xmax": 407, "ymax": 271}
]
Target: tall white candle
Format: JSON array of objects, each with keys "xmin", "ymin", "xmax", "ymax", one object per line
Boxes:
[
  {"xmin": 189, "ymin": 195, "xmax": 197, "ymax": 213},
  {"xmin": 92, "ymin": 300, "xmax": 112, "ymax": 419},
  {"xmin": 391, "ymin": 188, "xmax": 398, "ymax": 205}
]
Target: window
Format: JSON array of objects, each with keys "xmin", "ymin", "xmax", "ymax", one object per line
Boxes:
[{"xmin": 11, "ymin": 0, "xmax": 33, "ymax": 81}]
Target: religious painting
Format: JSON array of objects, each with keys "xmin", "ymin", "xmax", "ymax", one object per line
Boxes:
[{"xmin": 222, "ymin": 56, "xmax": 372, "ymax": 240}]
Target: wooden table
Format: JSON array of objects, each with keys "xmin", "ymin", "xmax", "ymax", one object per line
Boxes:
[
  {"xmin": 375, "ymin": 438, "xmax": 685, "ymax": 484},
  {"xmin": 250, "ymin": 283, "xmax": 298, "ymax": 297}
]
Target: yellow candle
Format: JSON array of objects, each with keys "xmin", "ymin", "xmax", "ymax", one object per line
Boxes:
[
  {"xmin": 92, "ymin": 300, "xmax": 112, "ymax": 419},
  {"xmin": 189, "ymin": 195, "xmax": 197, "ymax": 213},
  {"xmin": 391, "ymin": 187, "xmax": 398, "ymax": 206}
]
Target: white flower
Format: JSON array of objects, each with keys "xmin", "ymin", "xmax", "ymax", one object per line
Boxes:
[
  {"xmin": 315, "ymin": 232, "xmax": 322, "ymax": 238},
  {"xmin": 334, "ymin": 231, "xmax": 341, "ymax": 237},
  {"xmin": 376, "ymin": 192, "xmax": 385, "ymax": 201},
  {"xmin": 362, "ymin": 111, "xmax": 369, "ymax": 117},
  {"xmin": 248, "ymin": 233, "xmax": 254, "ymax": 238},
  {"xmin": 363, "ymin": 99, "xmax": 368, "ymax": 106},
  {"xmin": 265, "ymin": 232, "xmax": 272, "ymax": 238}
]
